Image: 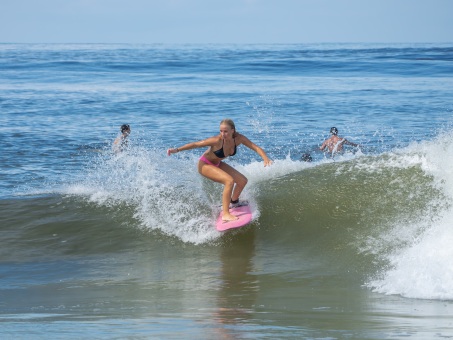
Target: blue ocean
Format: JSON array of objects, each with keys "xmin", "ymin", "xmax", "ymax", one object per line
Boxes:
[{"xmin": 1, "ymin": 43, "xmax": 453, "ymax": 339}]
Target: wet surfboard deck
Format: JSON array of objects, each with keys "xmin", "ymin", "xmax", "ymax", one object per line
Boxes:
[{"xmin": 216, "ymin": 205, "xmax": 253, "ymax": 231}]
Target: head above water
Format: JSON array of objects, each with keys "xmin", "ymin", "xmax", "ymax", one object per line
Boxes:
[
  {"xmin": 301, "ymin": 153, "xmax": 312, "ymax": 162},
  {"xmin": 330, "ymin": 127, "xmax": 338, "ymax": 135},
  {"xmin": 121, "ymin": 124, "xmax": 131, "ymax": 133},
  {"xmin": 220, "ymin": 119, "xmax": 237, "ymax": 137}
]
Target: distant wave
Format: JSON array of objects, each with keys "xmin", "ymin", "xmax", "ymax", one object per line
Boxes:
[{"xmin": 1, "ymin": 44, "xmax": 452, "ymax": 77}]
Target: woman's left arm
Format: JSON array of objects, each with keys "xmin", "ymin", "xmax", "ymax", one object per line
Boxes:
[{"xmin": 238, "ymin": 134, "xmax": 273, "ymax": 167}]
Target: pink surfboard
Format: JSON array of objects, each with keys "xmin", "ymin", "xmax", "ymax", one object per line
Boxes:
[{"xmin": 216, "ymin": 205, "xmax": 253, "ymax": 231}]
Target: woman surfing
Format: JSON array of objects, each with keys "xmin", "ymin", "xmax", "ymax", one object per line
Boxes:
[{"xmin": 167, "ymin": 119, "xmax": 272, "ymax": 222}]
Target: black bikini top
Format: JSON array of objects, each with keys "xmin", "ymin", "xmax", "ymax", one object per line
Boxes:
[{"xmin": 213, "ymin": 138, "xmax": 237, "ymax": 159}]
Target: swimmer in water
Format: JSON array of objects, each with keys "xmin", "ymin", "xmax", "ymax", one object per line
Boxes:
[
  {"xmin": 113, "ymin": 124, "xmax": 131, "ymax": 153},
  {"xmin": 320, "ymin": 127, "xmax": 359, "ymax": 156}
]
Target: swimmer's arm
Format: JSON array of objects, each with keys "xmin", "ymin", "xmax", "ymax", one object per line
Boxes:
[
  {"xmin": 238, "ymin": 135, "xmax": 273, "ymax": 166},
  {"xmin": 344, "ymin": 139, "xmax": 359, "ymax": 147},
  {"xmin": 167, "ymin": 136, "xmax": 217, "ymax": 155},
  {"xmin": 320, "ymin": 138, "xmax": 330, "ymax": 151},
  {"xmin": 112, "ymin": 137, "xmax": 122, "ymax": 153}
]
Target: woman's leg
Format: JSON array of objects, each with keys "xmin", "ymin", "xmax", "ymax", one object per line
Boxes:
[
  {"xmin": 198, "ymin": 161, "xmax": 238, "ymax": 221},
  {"xmin": 219, "ymin": 162, "xmax": 248, "ymax": 202}
]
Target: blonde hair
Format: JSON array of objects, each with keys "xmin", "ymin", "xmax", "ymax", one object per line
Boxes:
[{"xmin": 220, "ymin": 119, "xmax": 238, "ymax": 137}]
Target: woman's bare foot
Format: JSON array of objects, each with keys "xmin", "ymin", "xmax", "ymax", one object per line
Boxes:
[{"xmin": 222, "ymin": 213, "xmax": 238, "ymax": 222}]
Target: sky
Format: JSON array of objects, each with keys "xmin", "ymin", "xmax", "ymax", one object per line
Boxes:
[{"xmin": 1, "ymin": 0, "xmax": 452, "ymax": 44}]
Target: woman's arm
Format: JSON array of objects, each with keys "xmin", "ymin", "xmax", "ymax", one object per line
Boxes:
[
  {"xmin": 167, "ymin": 136, "xmax": 218, "ymax": 155},
  {"xmin": 238, "ymin": 134, "xmax": 273, "ymax": 166}
]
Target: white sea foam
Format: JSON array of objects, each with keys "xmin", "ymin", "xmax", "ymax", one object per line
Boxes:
[
  {"xmin": 63, "ymin": 146, "xmax": 220, "ymax": 244},
  {"xmin": 365, "ymin": 130, "xmax": 453, "ymax": 300},
  {"xmin": 369, "ymin": 210, "xmax": 453, "ymax": 300}
]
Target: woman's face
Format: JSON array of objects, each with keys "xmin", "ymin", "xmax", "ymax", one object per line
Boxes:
[{"xmin": 219, "ymin": 123, "xmax": 234, "ymax": 139}]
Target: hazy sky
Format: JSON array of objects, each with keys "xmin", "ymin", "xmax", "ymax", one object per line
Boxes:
[{"xmin": 1, "ymin": 0, "xmax": 452, "ymax": 44}]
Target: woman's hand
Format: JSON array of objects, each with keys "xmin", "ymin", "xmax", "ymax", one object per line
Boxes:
[
  {"xmin": 167, "ymin": 148, "xmax": 179, "ymax": 156},
  {"xmin": 263, "ymin": 158, "xmax": 273, "ymax": 167}
]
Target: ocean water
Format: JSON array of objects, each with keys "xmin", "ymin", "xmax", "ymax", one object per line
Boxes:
[{"xmin": 1, "ymin": 43, "xmax": 453, "ymax": 339}]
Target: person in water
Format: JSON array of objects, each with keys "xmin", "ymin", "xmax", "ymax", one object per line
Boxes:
[
  {"xmin": 301, "ymin": 153, "xmax": 312, "ymax": 162},
  {"xmin": 167, "ymin": 119, "xmax": 273, "ymax": 222},
  {"xmin": 113, "ymin": 124, "xmax": 131, "ymax": 153},
  {"xmin": 320, "ymin": 127, "xmax": 359, "ymax": 155}
]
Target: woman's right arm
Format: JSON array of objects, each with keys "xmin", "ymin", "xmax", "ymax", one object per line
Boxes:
[{"xmin": 167, "ymin": 136, "xmax": 217, "ymax": 156}]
